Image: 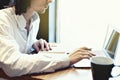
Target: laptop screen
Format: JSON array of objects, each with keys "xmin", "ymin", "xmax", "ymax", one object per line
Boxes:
[{"xmin": 105, "ymin": 29, "xmax": 120, "ymax": 58}]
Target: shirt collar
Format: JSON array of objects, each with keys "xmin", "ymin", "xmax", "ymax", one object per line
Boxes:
[
  {"xmin": 16, "ymin": 15, "xmax": 26, "ymax": 29},
  {"xmin": 13, "ymin": 10, "xmax": 39, "ymax": 30}
]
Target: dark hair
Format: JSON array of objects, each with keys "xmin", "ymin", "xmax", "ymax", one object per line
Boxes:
[
  {"xmin": 0, "ymin": 0, "xmax": 10, "ymax": 9},
  {"xmin": 14, "ymin": 0, "xmax": 31, "ymax": 15}
]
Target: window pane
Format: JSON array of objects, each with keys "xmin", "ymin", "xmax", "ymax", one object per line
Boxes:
[{"xmin": 57, "ymin": 0, "xmax": 120, "ymax": 50}]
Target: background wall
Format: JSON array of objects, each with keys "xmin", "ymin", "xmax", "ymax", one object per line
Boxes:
[{"xmin": 37, "ymin": 9, "xmax": 49, "ymax": 41}]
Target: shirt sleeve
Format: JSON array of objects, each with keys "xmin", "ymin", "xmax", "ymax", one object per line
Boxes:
[{"xmin": 0, "ymin": 24, "xmax": 70, "ymax": 77}]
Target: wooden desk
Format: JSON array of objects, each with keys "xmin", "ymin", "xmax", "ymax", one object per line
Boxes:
[{"xmin": 0, "ymin": 67, "xmax": 93, "ymax": 80}]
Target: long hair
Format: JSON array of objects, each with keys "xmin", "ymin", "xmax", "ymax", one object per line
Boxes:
[
  {"xmin": 14, "ymin": 0, "xmax": 31, "ymax": 15},
  {"xmin": 0, "ymin": 0, "xmax": 10, "ymax": 9}
]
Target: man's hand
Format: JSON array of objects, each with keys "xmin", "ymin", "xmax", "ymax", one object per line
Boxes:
[
  {"xmin": 32, "ymin": 39, "xmax": 52, "ymax": 52},
  {"xmin": 69, "ymin": 47, "xmax": 95, "ymax": 65}
]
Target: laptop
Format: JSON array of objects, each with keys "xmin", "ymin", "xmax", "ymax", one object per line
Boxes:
[{"xmin": 73, "ymin": 26, "xmax": 120, "ymax": 68}]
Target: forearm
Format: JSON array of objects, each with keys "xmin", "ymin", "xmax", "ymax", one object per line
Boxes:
[
  {"xmin": 0, "ymin": 44, "xmax": 70, "ymax": 77},
  {"xmin": 0, "ymin": 32, "xmax": 70, "ymax": 77}
]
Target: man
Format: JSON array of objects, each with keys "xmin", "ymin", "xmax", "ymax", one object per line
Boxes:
[{"xmin": 0, "ymin": 0, "xmax": 94, "ymax": 77}]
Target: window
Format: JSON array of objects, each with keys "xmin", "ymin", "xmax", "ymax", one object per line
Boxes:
[
  {"xmin": 49, "ymin": 0, "xmax": 57, "ymax": 42},
  {"xmin": 56, "ymin": 0, "xmax": 120, "ymax": 50}
]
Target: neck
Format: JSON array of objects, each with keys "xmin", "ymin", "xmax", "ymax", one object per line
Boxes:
[{"xmin": 23, "ymin": 8, "xmax": 34, "ymax": 23}]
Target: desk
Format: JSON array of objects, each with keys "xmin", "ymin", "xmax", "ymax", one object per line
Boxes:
[
  {"xmin": 33, "ymin": 67, "xmax": 93, "ymax": 80},
  {"xmin": 0, "ymin": 67, "xmax": 93, "ymax": 80}
]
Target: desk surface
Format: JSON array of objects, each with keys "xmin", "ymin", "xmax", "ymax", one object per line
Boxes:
[
  {"xmin": 0, "ymin": 67, "xmax": 93, "ymax": 80},
  {"xmin": 32, "ymin": 67, "xmax": 93, "ymax": 80}
]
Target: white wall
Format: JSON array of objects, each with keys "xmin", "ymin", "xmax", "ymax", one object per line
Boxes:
[{"xmin": 57, "ymin": 0, "xmax": 120, "ymax": 50}]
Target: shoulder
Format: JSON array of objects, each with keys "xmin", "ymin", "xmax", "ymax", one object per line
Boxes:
[
  {"xmin": 0, "ymin": 7, "xmax": 13, "ymax": 16},
  {"xmin": 0, "ymin": 7, "xmax": 16, "ymax": 30},
  {"xmin": 0, "ymin": 7, "xmax": 15, "ymax": 21}
]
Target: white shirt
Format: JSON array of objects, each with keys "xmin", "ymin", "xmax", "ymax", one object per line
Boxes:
[{"xmin": 0, "ymin": 7, "xmax": 70, "ymax": 77}]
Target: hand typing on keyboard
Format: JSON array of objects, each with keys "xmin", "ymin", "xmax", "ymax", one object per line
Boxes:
[{"xmin": 68, "ymin": 47, "xmax": 95, "ymax": 65}]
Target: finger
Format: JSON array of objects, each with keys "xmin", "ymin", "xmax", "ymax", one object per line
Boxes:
[
  {"xmin": 82, "ymin": 55, "xmax": 91, "ymax": 59},
  {"xmin": 81, "ymin": 53, "xmax": 93, "ymax": 59},
  {"xmin": 43, "ymin": 40, "xmax": 52, "ymax": 51},
  {"xmin": 87, "ymin": 52, "xmax": 95, "ymax": 57},
  {"xmin": 80, "ymin": 47, "xmax": 92, "ymax": 51},
  {"xmin": 90, "ymin": 53, "xmax": 96, "ymax": 56},
  {"xmin": 44, "ymin": 41, "xmax": 50, "ymax": 51},
  {"xmin": 77, "ymin": 49, "xmax": 91, "ymax": 53},
  {"xmin": 77, "ymin": 53, "xmax": 90, "ymax": 59},
  {"xmin": 88, "ymin": 51, "xmax": 96, "ymax": 56},
  {"xmin": 76, "ymin": 48, "xmax": 91, "ymax": 53},
  {"xmin": 39, "ymin": 39, "xmax": 45, "ymax": 51},
  {"xmin": 33, "ymin": 44, "xmax": 40, "ymax": 52},
  {"xmin": 80, "ymin": 51, "xmax": 95, "ymax": 57}
]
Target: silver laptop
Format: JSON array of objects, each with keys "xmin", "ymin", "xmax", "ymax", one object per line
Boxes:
[{"xmin": 74, "ymin": 26, "xmax": 120, "ymax": 68}]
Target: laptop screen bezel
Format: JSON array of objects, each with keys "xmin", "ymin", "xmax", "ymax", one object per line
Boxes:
[{"xmin": 103, "ymin": 26, "xmax": 120, "ymax": 59}]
